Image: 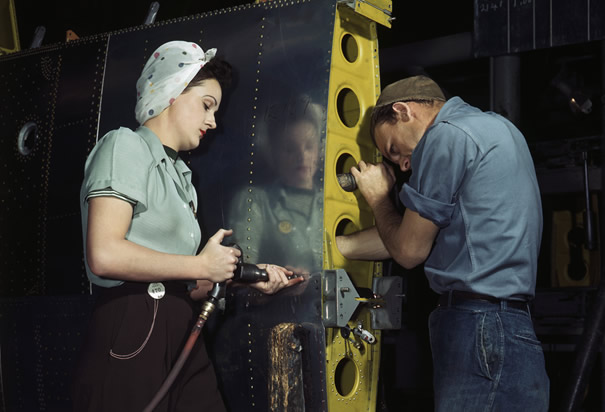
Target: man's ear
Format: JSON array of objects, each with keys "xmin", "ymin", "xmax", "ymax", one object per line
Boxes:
[{"xmin": 392, "ymin": 102, "xmax": 411, "ymax": 122}]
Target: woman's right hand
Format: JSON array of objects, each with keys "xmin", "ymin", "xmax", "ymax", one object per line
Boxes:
[{"xmin": 197, "ymin": 229, "xmax": 241, "ymax": 282}]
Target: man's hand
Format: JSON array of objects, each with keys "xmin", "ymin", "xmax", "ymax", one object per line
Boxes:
[{"xmin": 351, "ymin": 161, "xmax": 396, "ymax": 208}]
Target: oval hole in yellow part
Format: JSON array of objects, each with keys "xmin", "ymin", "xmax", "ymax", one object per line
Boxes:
[
  {"xmin": 337, "ymin": 88, "xmax": 360, "ymax": 128},
  {"xmin": 336, "ymin": 152, "xmax": 357, "ymax": 175},
  {"xmin": 334, "ymin": 356, "xmax": 358, "ymax": 396},
  {"xmin": 336, "ymin": 218, "xmax": 358, "ymax": 237},
  {"xmin": 341, "ymin": 33, "xmax": 358, "ymax": 63}
]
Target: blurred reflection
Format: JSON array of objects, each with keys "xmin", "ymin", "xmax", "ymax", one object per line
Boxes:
[{"xmin": 228, "ymin": 95, "xmax": 325, "ymax": 274}]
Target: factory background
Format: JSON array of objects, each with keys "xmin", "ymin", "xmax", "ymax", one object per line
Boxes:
[{"xmin": 2, "ymin": 0, "xmax": 605, "ymax": 411}]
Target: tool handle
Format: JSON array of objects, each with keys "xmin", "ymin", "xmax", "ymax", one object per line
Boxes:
[{"xmin": 337, "ymin": 173, "xmax": 357, "ymax": 192}]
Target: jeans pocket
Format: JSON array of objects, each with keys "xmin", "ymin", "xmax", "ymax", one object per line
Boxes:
[{"xmin": 512, "ymin": 330, "xmax": 543, "ymax": 349}]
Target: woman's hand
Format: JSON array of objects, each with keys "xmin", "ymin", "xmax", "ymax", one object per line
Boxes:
[
  {"xmin": 189, "ymin": 279, "xmax": 215, "ymax": 301},
  {"xmin": 197, "ymin": 229, "xmax": 240, "ymax": 283},
  {"xmin": 249, "ymin": 264, "xmax": 304, "ymax": 295}
]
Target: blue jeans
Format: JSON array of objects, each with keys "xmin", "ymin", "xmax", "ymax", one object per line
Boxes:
[{"xmin": 429, "ymin": 298, "xmax": 550, "ymax": 411}]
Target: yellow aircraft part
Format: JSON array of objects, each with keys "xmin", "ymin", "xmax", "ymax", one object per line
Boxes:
[
  {"xmin": 345, "ymin": 0, "xmax": 393, "ymax": 28},
  {"xmin": 0, "ymin": 0, "xmax": 20, "ymax": 55},
  {"xmin": 323, "ymin": 2, "xmax": 389, "ymax": 411}
]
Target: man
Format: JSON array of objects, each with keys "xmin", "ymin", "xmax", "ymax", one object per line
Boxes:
[{"xmin": 336, "ymin": 76, "xmax": 549, "ymax": 410}]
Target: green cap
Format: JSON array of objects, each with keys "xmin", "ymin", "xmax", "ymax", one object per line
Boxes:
[{"xmin": 375, "ymin": 75, "xmax": 445, "ymax": 109}]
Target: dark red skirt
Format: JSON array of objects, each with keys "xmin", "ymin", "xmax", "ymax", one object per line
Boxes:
[{"xmin": 71, "ymin": 281, "xmax": 226, "ymax": 412}]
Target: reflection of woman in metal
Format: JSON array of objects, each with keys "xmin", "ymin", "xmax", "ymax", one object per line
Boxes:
[
  {"xmin": 228, "ymin": 95, "xmax": 325, "ymax": 273},
  {"xmin": 271, "ymin": 106, "xmax": 321, "ymax": 190},
  {"xmin": 72, "ymin": 41, "xmax": 296, "ymax": 412}
]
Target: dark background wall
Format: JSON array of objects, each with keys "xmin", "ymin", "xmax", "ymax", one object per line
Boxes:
[
  {"xmin": 6, "ymin": 0, "xmax": 605, "ymax": 411},
  {"xmin": 11, "ymin": 1, "xmax": 473, "ymax": 49}
]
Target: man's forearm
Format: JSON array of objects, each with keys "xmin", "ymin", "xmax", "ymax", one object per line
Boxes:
[
  {"xmin": 371, "ymin": 196, "xmax": 439, "ymax": 269},
  {"xmin": 370, "ymin": 195, "xmax": 404, "ymax": 262},
  {"xmin": 336, "ymin": 226, "xmax": 390, "ymax": 260}
]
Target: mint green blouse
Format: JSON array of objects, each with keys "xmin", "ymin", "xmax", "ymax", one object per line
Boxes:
[{"xmin": 80, "ymin": 126, "xmax": 201, "ymax": 288}]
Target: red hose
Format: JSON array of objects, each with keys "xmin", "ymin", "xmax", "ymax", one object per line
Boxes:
[{"xmin": 142, "ymin": 303, "xmax": 213, "ymax": 412}]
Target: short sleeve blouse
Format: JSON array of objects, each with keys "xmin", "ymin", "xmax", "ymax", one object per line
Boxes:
[{"xmin": 80, "ymin": 126, "xmax": 201, "ymax": 287}]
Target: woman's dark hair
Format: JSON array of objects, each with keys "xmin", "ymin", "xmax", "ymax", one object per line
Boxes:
[{"xmin": 186, "ymin": 56, "xmax": 233, "ymax": 91}]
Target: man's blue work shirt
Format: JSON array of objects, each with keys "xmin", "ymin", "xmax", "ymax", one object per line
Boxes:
[{"xmin": 400, "ymin": 97, "xmax": 543, "ymax": 299}]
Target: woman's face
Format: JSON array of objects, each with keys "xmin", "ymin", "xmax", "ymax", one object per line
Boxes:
[
  {"xmin": 275, "ymin": 120, "xmax": 320, "ymax": 190},
  {"xmin": 166, "ymin": 78, "xmax": 222, "ymax": 151}
]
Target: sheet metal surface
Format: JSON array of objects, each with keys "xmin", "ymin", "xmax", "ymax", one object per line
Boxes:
[{"xmin": 0, "ymin": 1, "xmax": 337, "ymax": 410}]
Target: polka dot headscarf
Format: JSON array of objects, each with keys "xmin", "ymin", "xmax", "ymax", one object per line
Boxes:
[{"xmin": 135, "ymin": 40, "xmax": 217, "ymax": 125}]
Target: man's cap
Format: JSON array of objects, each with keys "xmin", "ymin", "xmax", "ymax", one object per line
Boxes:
[{"xmin": 375, "ymin": 75, "xmax": 445, "ymax": 109}]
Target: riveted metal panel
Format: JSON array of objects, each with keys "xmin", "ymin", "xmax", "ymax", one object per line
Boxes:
[
  {"xmin": 0, "ymin": 1, "xmax": 390, "ymax": 411},
  {"xmin": 0, "ymin": 37, "xmax": 106, "ymax": 297}
]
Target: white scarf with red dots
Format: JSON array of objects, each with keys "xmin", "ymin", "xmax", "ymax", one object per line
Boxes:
[{"xmin": 135, "ymin": 40, "xmax": 217, "ymax": 125}]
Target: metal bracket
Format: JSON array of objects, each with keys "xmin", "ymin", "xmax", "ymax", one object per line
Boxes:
[
  {"xmin": 323, "ymin": 269, "xmax": 403, "ymax": 329},
  {"xmin": 322, "ymin": 269, "xmax": 360, "ymax": 328},
  {"xmin": 340, "ymin": 0, "xmax": 393, "ymax": 28},
  {"xmin": 370, "ymin": 276, "xmax": 403, "ymax": 330}
]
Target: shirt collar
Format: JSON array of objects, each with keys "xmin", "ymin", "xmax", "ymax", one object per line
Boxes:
[
  {"xmin": 411, "ymin": 97, "xmax": 465, "ymax": 158},
  {"xmin": 135, "ymin": 125, "xmax": 192, "ymax": 180},
  {"xmin": 432, "ymin": 96, "xmax": 466, "ymax": 124},
  {"xmin": 163, "ymin": 145, "xmax": 179, "ymax": 163},
  {"xmin": 135, "ymin": 125, "xmax": 171, "ymax": 166}
]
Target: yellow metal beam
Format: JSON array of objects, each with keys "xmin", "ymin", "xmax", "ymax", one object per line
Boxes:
[
  {"xmin": 323, "ymin": 2, "xmax": 390, "ymax": 410},
  {"xmin": 341, "ymin": 0, "xmax": 393, "ymax": 28},
  {"xmin": 0, "ymin": 0, "xmax": 20, "ymax": 55}
]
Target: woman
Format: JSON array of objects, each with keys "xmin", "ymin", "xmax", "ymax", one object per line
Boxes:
[{"xmin": 72, "ymin": 41, "xmax": 297, "ymax": 412}]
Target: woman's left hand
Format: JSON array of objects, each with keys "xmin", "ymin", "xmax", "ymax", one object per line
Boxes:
[{"xmin": 250, "ymin": 264, "xmax": 304, "ymax": 295}]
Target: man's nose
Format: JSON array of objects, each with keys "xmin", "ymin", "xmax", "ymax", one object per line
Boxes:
[{"xmin": 400, "ymin": 157, "xmax": 411, "ymax": 172}]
